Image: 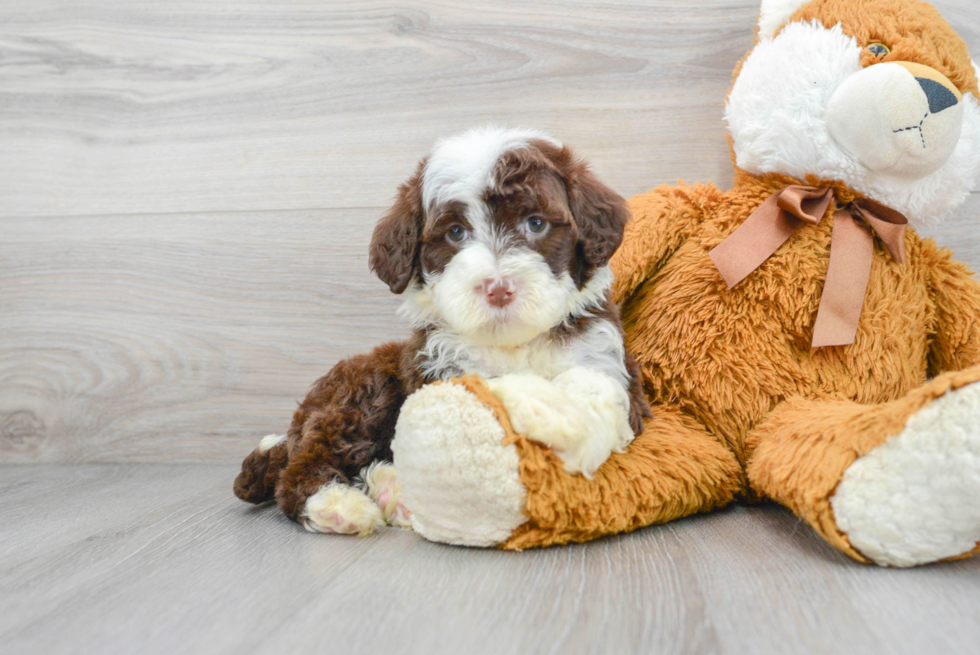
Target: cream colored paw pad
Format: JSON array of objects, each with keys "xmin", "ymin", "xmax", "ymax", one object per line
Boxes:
[
  {"xmin": 301, "ymin": 482, "xmax": 385, "ymax": 536},
  {"xmin": 832, "ymin": 382, "xmax": 980, "ymax": 567}
]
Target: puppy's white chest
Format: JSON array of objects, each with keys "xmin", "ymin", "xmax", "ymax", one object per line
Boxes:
[
  {"xmin": 419, "ymin": 318, "xmax": 629, "ymax": 389},
  {"xmin": 426, "ymin": 333, "xmax": 571, "ymax": 381},
  {"xmin": 470, "ymin": 341, "xmax": 571, "ymax": 379}
]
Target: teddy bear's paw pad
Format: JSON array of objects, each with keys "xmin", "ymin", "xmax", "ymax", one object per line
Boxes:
[
  {"xmin": 832, "ymin": 381, "xmax": 980, "ymax": 567},
  {"xmin": 301, "ymin": 482, "xmax": 386, "ymax": 536},
  {"xmin": 361, "ymin": 462, "xmax": 412, "ymax": 528},
  {"xmin": 392, "ymin": 381, "xmax": 526, "ymax": 547}
]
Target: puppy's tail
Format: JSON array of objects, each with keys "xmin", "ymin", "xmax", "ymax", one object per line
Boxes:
[{"xmin": 233, "ymin": 434, "xmax": 289, "ymax": 504}]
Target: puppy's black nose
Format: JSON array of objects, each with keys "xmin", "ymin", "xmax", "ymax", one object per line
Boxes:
[{"xmin": 917, "ymin": 77, "xmax": 959, "ymax": 114}]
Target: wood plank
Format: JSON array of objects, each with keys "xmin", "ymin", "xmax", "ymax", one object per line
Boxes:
[
  {"xmin": 0, "ymin": 463, "xmax": 236, "ymax": 569},
  {"xmin": 1, "ymin": 464, "xmax": 977, "ymax": 655},
  {"xmin": 0, "ymin": 0, "xmax": 752, "ymax": 216},
  {"xmin": 2, "ymin": 200, "xmax": 979, "ymax": 464},
  {"xmin": 0, "ymin": 209, "xmax": 402, "ymax": 463},
  {"xmin": 918, "ymin": 191, "xmax": 980, "ymax": 270},
  {"xmin": 1, "ymin": 0, "xmax": 975, "ymax": 217},
  {"xmin": 1, "ymin": 0, "xmax": 979, "ymax": 464}
]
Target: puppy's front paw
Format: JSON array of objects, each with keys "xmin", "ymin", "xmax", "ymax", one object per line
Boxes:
[
  {"xmin": 362, "ymin": 462, "xmax": 412, "ymax": 528},
  {"xmin": 301, "ymin": 482, "xmax": 386, "ymax": 536},
  {"xmin": 552, "ymin": 367, "xmax": 635, "ymax": 455},
  {"xmin": 486, "ymin": 375, "xmax": 586, "ymax": 443},
  {"xmin": 487, "ymin": 369, "xmax": 636, "ymax": 478},
  {"xmin": 486, "ymin": 374, "xmax": 599, "ymax": 477}
]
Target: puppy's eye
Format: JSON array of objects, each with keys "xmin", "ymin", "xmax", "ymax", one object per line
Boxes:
[
  {"xmin": 525, "ymin": 216, "xmax": 547, "ymax": 235},
  {"xmin": 446, "ymin": 225, "xmax": 468, "ymax": 243},
  {"xmin": 866, "ymin": 43, "xmax": 890, "ymax": 57}
]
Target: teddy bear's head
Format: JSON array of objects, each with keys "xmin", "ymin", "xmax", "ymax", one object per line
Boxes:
[{"xmin": 726, "ymin": 0, "xmax": 980, "ymax": 225}]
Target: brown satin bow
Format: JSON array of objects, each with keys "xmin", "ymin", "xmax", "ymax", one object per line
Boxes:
[{"xmin": 709, "ymin": 185, "xmax": 908, "ymax": 348}]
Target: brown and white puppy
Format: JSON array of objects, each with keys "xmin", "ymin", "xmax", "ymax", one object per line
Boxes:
[{"xmin": 234, "ymin": 126, "xmax": 650, "ymax": 536}]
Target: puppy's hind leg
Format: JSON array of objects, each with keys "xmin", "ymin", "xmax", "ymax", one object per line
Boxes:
[
  {"xmin": 234, "ymin": 434, "xmax": 289, "ymax": 504},
  {"xmin": 275, "ymin": 433, "xmax": 387, "ymax": 537},
  {"xmin": 275, "ymin": 341, "xmax": 410, "ymax": 536}
]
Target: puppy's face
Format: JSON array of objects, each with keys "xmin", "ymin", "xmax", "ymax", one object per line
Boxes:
[{"xmin": 369, "ymin": 127, "xmax": 629, "ymax": 347}]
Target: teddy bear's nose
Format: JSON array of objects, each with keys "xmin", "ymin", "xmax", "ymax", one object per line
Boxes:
[
  {"xmin": 891, "ymin": 61, "xmax": 962, "ymax": 114},
  {"xmin": 917, "ymin": 77, "xmax": 959, "ymax": 114}
]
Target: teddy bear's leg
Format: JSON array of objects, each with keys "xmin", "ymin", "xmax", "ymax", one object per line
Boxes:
[
  {"xmin": 393, "ymin": 376, "xmax": 744, "ymax": 548},
  {"xmin": 503, "ymin": 401, "xmax": 745, "ymax": 549},
  {"xmin": 746, "ymin": 366, "xmax": 980, "ymax": 566}
]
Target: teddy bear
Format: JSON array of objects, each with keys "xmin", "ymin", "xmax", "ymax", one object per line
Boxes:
[{"xmin": 390, "ymin": 0, "xmax": 980, "ymax": 567}]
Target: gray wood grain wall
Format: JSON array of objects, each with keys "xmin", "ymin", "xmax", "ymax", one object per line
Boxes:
[{"xmin": 2, "ymin": 0, "xmax": 979, "ymax": 463}]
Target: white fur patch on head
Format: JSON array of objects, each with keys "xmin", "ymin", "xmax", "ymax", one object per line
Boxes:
[
  {"xmin": 727, "ymin": 20, "xmax": 980, "ymax": 225},
  {"xmin": 831, "ymin": 381, "xmax": 980, "ymax": 567},
  {"xmin": 392, "ymin": 381, "xmax": 527, "ymax": 547},
  {"xmin": 758, "ymin": 0, "xmax": 809, "ymax": 38},
  {"xmin": 421, "ymin": 125, "xmax": 562, "ymax": 213},
  {"xmin": 728, "ymin": 22, "xmax": 864, "ymax": 186}
]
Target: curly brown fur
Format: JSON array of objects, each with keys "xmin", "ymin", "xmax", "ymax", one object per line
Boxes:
[
  {"xmin": 233, "ymin": 338, "xmax": 428, "ymax": 516},
  {"xmin": 234, "ymin": 441, "xmax": 289, "ymax": 504}
]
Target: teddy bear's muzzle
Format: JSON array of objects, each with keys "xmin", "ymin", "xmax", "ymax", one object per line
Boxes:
[{"xmin": 825, "ymin": 61, "xmax": 964, "ymax": 178}]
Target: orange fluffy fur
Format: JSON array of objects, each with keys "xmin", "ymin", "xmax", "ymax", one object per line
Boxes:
[{"xmin": 451, "ymin": 0, "xmax": 980, "ymax": 560}]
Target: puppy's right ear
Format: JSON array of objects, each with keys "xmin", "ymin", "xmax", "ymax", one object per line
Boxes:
[{"xmin": 369, "ymin": 160, "xmax": 426, "ymax": 294}]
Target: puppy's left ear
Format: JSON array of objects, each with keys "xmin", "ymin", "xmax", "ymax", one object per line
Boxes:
[
  {"xmin": 561, "ymin": 149, "xmax": 630, "ymax": 271},
  {"xmin": 369, "ymin": 159, "xmax": 426, "ymax": 294}
]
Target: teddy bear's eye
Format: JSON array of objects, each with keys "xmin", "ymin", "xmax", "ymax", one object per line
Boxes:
[{"xmin": 866, "ymin": 43, "xmax": 890, "ymax": 57}]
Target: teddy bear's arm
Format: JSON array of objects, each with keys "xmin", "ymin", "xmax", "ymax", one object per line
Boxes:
[
  {"xmin": 927, "ymin": 247, "xmax": 980, "ymax": 374},
  {"xmin": 610, "ymin": 182, "xmax": 720, "ymax": 305}
]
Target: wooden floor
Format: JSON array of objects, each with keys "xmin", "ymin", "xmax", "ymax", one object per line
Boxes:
[
  {"xmin": 3, "ymin": 1, "xmax": 980, "ymax": 653},
  {"xmin": 1, "ymin": 464, "xmax": 978, "ymax": 655}
]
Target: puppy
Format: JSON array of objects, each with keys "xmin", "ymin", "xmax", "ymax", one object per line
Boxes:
[{"xmin": 234, "ymin": 126, "xmax": 651, "ymax": 535}]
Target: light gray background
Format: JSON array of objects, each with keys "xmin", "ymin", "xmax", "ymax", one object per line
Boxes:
[{"xmin": 1, "ymin": 2, "xmax": 978, "ymax": 654}]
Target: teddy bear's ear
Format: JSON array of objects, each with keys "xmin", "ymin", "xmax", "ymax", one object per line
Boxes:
[
  {"xmin": 369, "ymin": 159, "xmax": 426, "ymax": 294},
  {"xmin": 758, "ymin": 0, "xmax": 810, "ymax": 39}
]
